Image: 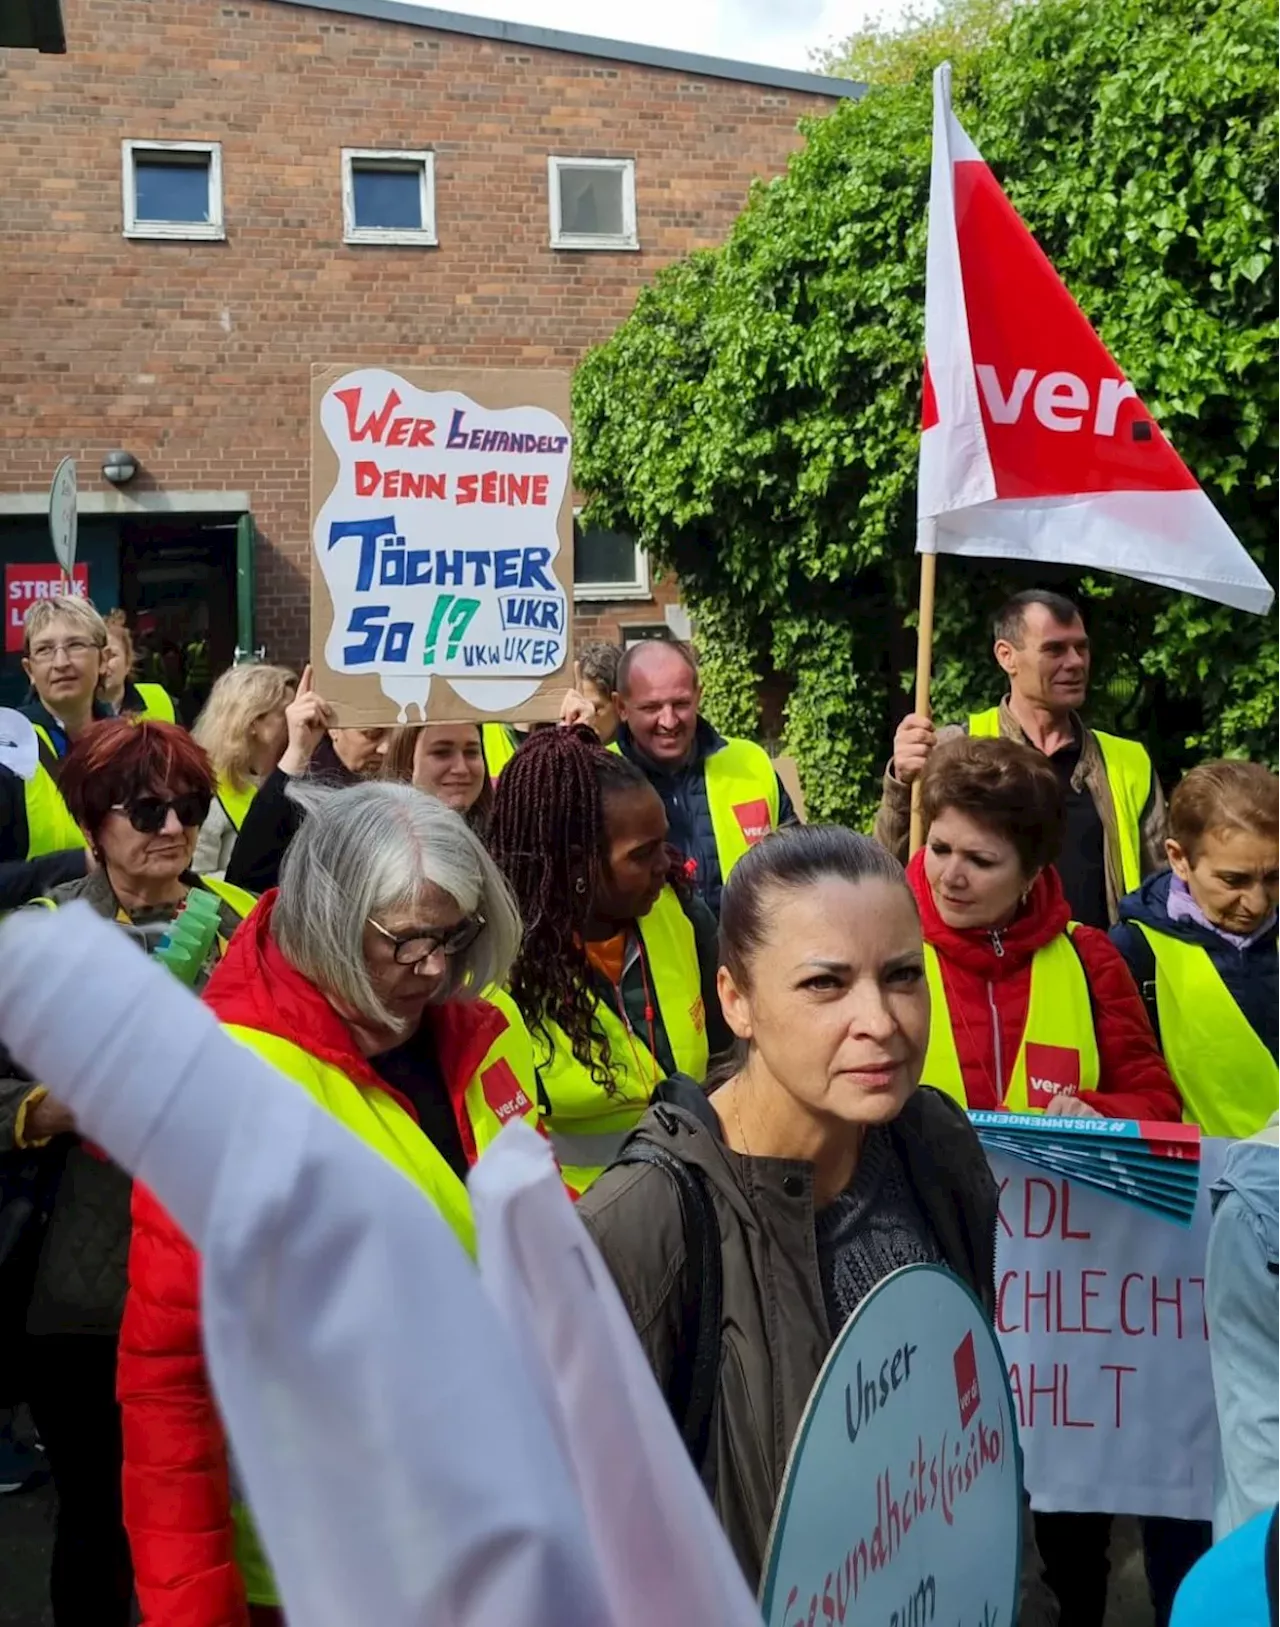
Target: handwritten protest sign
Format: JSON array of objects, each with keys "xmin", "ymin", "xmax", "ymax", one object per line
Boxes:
[
  {"xmin": 990, "ymin": 1142, "xmax": 1227, "ymax": 1521},
  {"xmin": 310, "ymin": 365, "xmax": 573, "ymax": 725},
  {"xmin": 759, "ymin": 1263, "xmax": 1020, "ymax": 1627}
]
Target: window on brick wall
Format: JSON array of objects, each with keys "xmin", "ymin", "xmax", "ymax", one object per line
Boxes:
[
  {"xmin": 122, "ymin": 141, "xmax": 224, "ymax": 241},
  {"xmin": 342, "ymin": 149, "xmax": 437, "ymax": 246},
  {"xmin": 573, "ymin": 516, "xmax": 650, "ymax": 600},
  {"xmin": 548, "ymin": 157, "xmax": 638, "ymax": 251}
]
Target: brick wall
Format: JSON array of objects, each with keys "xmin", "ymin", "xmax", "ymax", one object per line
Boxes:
[{"xmin": 0, "ymin": 0, "xmax": 838, "ymax": 662}]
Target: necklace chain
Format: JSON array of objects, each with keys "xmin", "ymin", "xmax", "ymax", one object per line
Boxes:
[{"xmin": 731, "ymin": 1085, "xmax": 751, "ymax": 1158}]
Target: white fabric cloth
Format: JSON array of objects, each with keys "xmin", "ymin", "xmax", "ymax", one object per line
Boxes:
[
  {"xmin": 471, "ymin": 1121, "xmax": 763, "ymax": 1627},
  {"xmin": 0, "ymin": 901, "xmax": 612, "ymax": 1627}
]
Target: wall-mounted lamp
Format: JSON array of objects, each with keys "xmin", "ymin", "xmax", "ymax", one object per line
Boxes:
[{"xmin": 102, "ymin": 450, "xmax": 139, "ymax": 486}]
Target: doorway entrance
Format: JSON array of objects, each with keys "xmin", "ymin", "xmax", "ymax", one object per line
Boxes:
[{"xmin": 117, "ymin": 518, "xmax": 239, "ymax": 726}]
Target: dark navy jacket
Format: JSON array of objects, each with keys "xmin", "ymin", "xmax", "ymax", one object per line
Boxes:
[
  {"xmin": 1111, "ymin": 870, "xmax": 1278, "ymax": 1060},
  {"xmin": 614, "ymin": 719, "xmax": 795, "ymax": 918}
]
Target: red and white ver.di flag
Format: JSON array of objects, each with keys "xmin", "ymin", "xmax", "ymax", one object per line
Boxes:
[{"xmin": 918, "ymin": 63, "xmax": 1274, "ymax": 615}]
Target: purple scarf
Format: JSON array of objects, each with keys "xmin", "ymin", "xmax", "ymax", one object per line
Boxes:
[{"xmin": 1166, "ymin": 874, "xmax": 1277, "ymax": 951}]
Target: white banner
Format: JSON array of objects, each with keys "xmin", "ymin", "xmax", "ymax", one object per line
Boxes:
[{"xmin": 990, "ymin": 1143, "xmax": 1228, "ymax": 1520}]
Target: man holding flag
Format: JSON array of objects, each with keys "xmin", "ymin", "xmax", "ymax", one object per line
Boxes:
[
  {"xmin": 896, "ymin": 60, "xmax": 1274, "ymax": 1627},
  {"xmin": 874, "ymin": 586, "xmax": 1166, "ymax": 928}
]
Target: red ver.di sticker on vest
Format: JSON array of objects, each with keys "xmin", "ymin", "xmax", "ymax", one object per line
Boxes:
[
  {"xmin": 732, "ymin": 798, "xmax": 771, "ymax": 847},
  {"xmin": 1025, "ymin": 1042, "xmax": 1080, "ymax": 1108},
  {"xmin": 480, "ymin": 1058, "xmax": 532, "ymax": 1125}
]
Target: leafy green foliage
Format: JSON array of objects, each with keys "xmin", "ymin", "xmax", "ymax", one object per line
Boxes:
[
  {"xmin": 573, "ymin": 0, "xmax": 1278, "ymax": 826},
  {"xmin": 815, "ymin": 0, "xmax": 1015, "ymax": 86}
]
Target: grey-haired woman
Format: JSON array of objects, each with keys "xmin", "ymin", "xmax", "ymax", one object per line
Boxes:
[{"xmin": 116, "ymin": 781, "xmax": 539, "ymax": 1627}]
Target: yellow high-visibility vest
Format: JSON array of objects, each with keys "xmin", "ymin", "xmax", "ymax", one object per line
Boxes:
[
  {"xmin": 220, "ymin": 999, "xmax": 539, "ymax": 1604},
  {"xmin": 491, "ymin": 885, "xmax": 709, "ymax": 1194},
  {"xmin": 215, "ymin": 775, "xmax": 257, "ymax": 832},
  {"xmin": 482, "ymin": 723, "xmax": 519, "ymax": 785},
  {"xmin": 1135, "ymin": 924, "xmax": 1278, "ymax": 1138},
  {"xmin": 131, "ymin": 683, "xmax": 177, "ymax": 724},
  {"xmin": 608, "ymin": 735, "xmax": 781, "ymax": 886},
  {"xmin": 922, "ymin": 926, "xmax": 1101, "ymax": 1112},
  {"xmin": 25, "ymin": 724, "xmax": 86, "ymax": 858},
  {"xmin": 968, "ymin": 707, "xmax": 1151, "ymax": 893}
]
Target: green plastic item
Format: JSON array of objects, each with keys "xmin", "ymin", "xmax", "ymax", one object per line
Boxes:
[{"xmin": 154, "ymin": 888, "xmax": 223, "ymax": 987}]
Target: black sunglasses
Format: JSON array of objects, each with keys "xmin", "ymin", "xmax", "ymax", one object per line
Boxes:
[
  {"xmin": 111, "ymin": 793, "xmax": 212, "ymax": 835},
  {"xmin": 367, "ymin": 914, "xmax": 486, "ymax": 966}
]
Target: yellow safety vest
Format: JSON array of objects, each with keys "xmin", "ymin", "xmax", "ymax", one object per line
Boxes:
[
  {"xmin": 25, "ymin": 725, "xmax": 87, "ymax": 859},
  {"xmin": 969, "ymin": 707, "xmax": 1151, "ymax": 893},
  {"xmin": 491, "ymin": 885, "xmax": 709, "ymax": 1194},
  {"xmin": 482, "ymin": 722, "xmax": 519, "ymax": 785},
  {"xmin": 608, "ymin": 736, "xmax": 781, "ymax": 886},
  {"xmin": 219, "ymin": 1000, "xmax": 536, "ymax": 1603},
  {"xmin": 131, "ymin": 683, "xmax": 177, "ymax": 724},
  {"xmin": 215, "ymin": 775, "xmax": 257, "ymax": 832},
  {"xmin": 1135, "ymin": 925, "xmax": 1278, "ymax": 1138},
  {"xmin": 705, "ymin": 738, "xmax": 782, "ymax": 882},
  {"xmin": 922, "ymin": 927, "xmax": 1101, "ymax": 1113}
]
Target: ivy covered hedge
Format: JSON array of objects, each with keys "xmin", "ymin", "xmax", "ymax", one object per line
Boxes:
[{"xmin": 572, "ymin": 0, "xmax": 1278, "ymax": 825}]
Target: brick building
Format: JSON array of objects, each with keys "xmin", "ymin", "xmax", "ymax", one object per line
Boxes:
[{"xmin": 0, "ymin": 0, "xmax": 856, "ymax": 714}]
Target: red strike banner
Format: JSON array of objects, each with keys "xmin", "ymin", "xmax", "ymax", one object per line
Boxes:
[{"xmin": 6, "ymin": 564, "xmax": 91, "ymax": 653}]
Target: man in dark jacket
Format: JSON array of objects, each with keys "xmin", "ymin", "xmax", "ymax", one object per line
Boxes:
[{"xmin": 612, "ymin": 640, "xmax": 796, "ymax": 917}]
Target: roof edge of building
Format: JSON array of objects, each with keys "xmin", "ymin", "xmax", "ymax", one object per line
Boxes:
[{"xmin": 269, "ymin": 0, "xmax": 866, "ymax": 99}]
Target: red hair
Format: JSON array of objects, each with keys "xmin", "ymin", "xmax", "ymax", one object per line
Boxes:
[{"xmin": 58, "ymin": 718, "xmax": 214, "ymax": 840}]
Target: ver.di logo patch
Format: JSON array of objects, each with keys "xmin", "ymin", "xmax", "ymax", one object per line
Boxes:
[
  {"xmin": 480, "ymin": 1058, "xmax": 532, "ymax": 1124},
  {"xmin": 1025, "ymin": 1042, "xmax": 1081, "ymax": 1109},
  {"xmin": 732, "ymin": 798, "xmax": 771, "ymax": 846}
]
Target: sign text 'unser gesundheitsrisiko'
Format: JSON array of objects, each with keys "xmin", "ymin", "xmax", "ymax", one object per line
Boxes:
[{"xmin": 760, "ymin": 1265, "xmax": 1021, "ymax": 1627}]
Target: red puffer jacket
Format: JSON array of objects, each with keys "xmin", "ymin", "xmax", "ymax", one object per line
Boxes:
[
  {"xmin": 906, "ymin": 850, "xmax": 1181, "ymax": 1120},
  {"xmin": 117, "ymin": 892, "xmax": 524, "ymax": 1627}
]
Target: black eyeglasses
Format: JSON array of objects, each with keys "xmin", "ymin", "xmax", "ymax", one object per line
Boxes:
[
  {"xmin": 111, "ymin": 793, "xmax": 211, "ymax": 834},
  {"xmin": 367, "ymin": 914, "xmax": 486, "ymax": 966}
]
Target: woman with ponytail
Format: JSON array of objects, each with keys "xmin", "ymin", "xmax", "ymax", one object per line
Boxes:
[{"xmin": 486, "ymin": 724, "xmax": 728, "ymax": 1193}]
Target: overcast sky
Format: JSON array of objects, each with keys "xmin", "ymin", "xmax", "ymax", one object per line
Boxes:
[{"xmin": 401, "ymin": 0, "xmax": 906, "ymax": 72}]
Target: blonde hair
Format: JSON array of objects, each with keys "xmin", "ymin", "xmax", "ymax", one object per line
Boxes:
[
  {"xmin": 23, "ymin": 595, "xmax": 108, "ymax": 656},
  {"xmin": 193, "ymin": 663, "xmax": 296, "ymax": 791}
]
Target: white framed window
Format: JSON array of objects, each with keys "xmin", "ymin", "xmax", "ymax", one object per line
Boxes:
[
  {"xmin": 122, "ymin": 141, "xmax": 224, "ymax": 241},
  {"xmin": 548, "ymin": 156, "xmax": 638, "ymax": 251},
  {"xmin": 573, "ymin": 515, "xmax": 650, "ymax": 600},
  {"xmin": 621, "ymin": 624, "xmax": 673, "ymax": 648},
  {"xmin": 342, "ymin": 149, "xmax": 437, "ymax": 246}
]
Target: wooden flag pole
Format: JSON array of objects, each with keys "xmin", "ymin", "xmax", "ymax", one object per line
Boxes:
[{"xmin": 908, "ymin": 550, "xmax": 937, "ymax": 855}]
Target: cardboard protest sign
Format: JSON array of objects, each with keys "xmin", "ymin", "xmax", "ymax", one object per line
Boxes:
[
  {"xmin": 310, "ymin": 365, "xmax": 573, "ymax": 726},
  {"xmin": 759, "ymin": 1263, "xmax": 1021, "ymax": 1627},
  {"xmin": 990, "ymin": 1142, "xmax": 1227, "ymax": 1521}
]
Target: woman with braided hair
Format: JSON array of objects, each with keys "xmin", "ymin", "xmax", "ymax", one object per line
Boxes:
[{"xmin": 487, "ymin": 724, "xmax": 729, "ymax": 1193}]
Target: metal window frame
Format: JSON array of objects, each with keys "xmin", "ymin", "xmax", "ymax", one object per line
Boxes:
[
  {"xmin": 122, "ymin": 139, "xmax": 224, "ymax": 241},
  {"xmin": 572, "ymin": 511, "xmax": 650, "ymax": 600},
  {"xmin": 548, "ymin": 155, "xmax": 638, "ymax": 252},
  {"xmin": 342, "ymin": 147, "xmax": 437, "ymax": 247}
]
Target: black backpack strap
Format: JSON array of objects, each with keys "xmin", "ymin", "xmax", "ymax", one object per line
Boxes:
[
  {"xmin": 33, "ymin": 730, "xmax": 61, "ymax": 784},
  {"xmin": 1066, "ymin": 920, "xmax": 1162, "ymax": 1049},
  {"xmin": 652, "ymin": 1071, "xmax": 722, "ymax": 1136},
  {"xmin": 613, "ymin": 1136, "xmax": 722, "ymax": 1490},
  {"xmin": 1120, "ymin": 923, "xmax": 1162, "ymax": 1046},
  {"xmin": 1266, "ymin": 1505, "xmax": 1277, "ymax": 1627}
]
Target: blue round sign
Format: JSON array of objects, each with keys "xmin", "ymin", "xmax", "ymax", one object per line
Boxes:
[{"xmin": 759, "ymin": 1263, "xmax": 1021, "ymax": 1627}]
